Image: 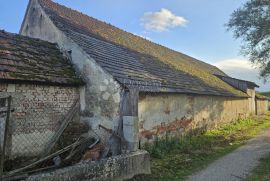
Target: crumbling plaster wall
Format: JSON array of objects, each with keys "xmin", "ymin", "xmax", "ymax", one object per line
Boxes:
[
  {"xmin": 20, "ymin": 0, "xmax": 123, "ymax": 139},
  {"xmin": 247, "ymin": 88, "xmax": 256, "ymax": 114},
  {"xmin": 256, "ymin": 99, "xmax": 269, "ymax": 115},
  {"xmin": 0, "ymin": 83, "xmax": 79, "ymax": 158},
  {"xmin": 138, "ymin": 93, "xmax": 250, "ymax": 143}
]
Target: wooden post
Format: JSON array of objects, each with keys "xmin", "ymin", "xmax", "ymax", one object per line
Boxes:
[
  {"xmin": 41, "ymin": 99, "xmax": 79, "ymax": 157},
  {"xmin": 122, "ymin": 89, "xmax": 139, "ymax": 152},
  {"xmin": 122, "ymin": 89, "xmax": 139, "ymax": 117},
  {"xmin": 0, "ymin": 96, "xmax": 12, "ymax": 177}
]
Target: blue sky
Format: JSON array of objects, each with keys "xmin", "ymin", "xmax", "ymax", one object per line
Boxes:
[{"xmin": 0, "ymin": 0, "xmax": 269, "ymax": 91}]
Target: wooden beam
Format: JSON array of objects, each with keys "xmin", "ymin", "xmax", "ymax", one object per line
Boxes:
[
  {"xmin": 0, "ymin": 96, "xmax": 12, "ymax": 177},
  {"xmin": 122, "ymin": 89, "xmax": 139, "ymax": 117},
  {"xmin": 121, "ymin": 89, "xmax": 139, "ymax": 152},
  {"xmin": 41, "ymin": 99, "xmax": 79, "ymax": 157}
]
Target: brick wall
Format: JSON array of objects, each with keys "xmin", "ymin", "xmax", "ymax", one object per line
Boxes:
[{"xmin": 0, "ymin": 83, "xmax": 80, "ymax": 158}]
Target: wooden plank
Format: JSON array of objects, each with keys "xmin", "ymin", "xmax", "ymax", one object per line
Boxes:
[
  {"xmin": 41, "ymin": 99, "xmax": 79, "ymax": 157},
  {"xmin": 121, "ymin": 90, "xmax": 139, "ymax": 152},
  {"xmin": 4, "ymin": 133, "xmax": 98, "ymax": 177},
  {"xmin": 122, "ymin": 89, "xmax": 139, "ymax": 117},
  {"xmin": 0, "ymin": 96, "xmax": 11, "ymax": 178}
]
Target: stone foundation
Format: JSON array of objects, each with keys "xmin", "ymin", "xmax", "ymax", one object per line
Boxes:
[{"xmin": 25, "ymin": 150, "xmax": 151, "ymax": 181}]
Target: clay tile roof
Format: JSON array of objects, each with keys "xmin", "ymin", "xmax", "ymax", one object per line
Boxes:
[
  {"xmin": 38, "ymin": 0, "xmax": 248, "ymax": 97},
  {"xmin": 0, "ymin": 30, "xmax": 83, "ymax": 86}
]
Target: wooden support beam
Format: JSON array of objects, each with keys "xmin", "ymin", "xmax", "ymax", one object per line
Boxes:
[
  {"xmin": 0, "ymin": 96, "xmax": 12, "ymax": 178},
  {"xmin": 122, "ymin": 89, "xmax": 139, "ymax": 117},
  {"xmin": 121, "ymin": 89, "xmax": 139, "ymax": 152},
  {"xmin": 41, "ymin": 99, "xmax": 79, "ymax": 157}
]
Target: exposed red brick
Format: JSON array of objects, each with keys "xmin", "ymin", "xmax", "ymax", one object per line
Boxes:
[
  {"xmin": 81, "ymin": 144, "xmax": 105, "ymax": 161},
  {"xmin": 140, "ymin": 117, "xmax": 193, "ymax": 139}
]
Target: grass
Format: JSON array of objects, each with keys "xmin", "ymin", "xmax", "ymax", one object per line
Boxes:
[
  {"xmin": 247, "ymin": 154, "xmax": 270, "ymax": 181},
  {"xmin": 132, "ymin": 113, "xmax": 270, "ymax": 181}
]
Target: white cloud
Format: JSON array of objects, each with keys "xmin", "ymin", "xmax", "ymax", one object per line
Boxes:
[
  {"xmin": 133, "ymin": 33, "xmax": 152, "ymax": 41},
  {"xmin": 214, "ymin": 59, "xmax": 255, "ymax": 71},
  {"xmin": 141, "ymin": 8, "xmax": 188, "ymax": 32},
  {"xmin": 214, "ymin": 59, "xmax": 270, "ymax": 92}
]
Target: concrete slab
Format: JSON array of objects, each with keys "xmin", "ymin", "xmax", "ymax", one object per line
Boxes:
[{"xmin": 26, "ymin": 150, "xmax": 150, "ymax": 181}]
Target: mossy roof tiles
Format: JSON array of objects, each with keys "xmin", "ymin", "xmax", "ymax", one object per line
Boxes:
[
  {"xmin": 0, "ymin": 30, "xmax": 83, "ymax": 86},
  {"xmin": 38, "ymin": 0, "xmax": 248, "ymax": 97}
]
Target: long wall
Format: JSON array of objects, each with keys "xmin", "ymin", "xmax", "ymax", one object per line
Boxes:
[
  {"xmin": 0, "ymin": 83, "xmax": 79, "ymax": 158},
  {"xmin": 138, "ymin": 93, "xmax": 251, "ymax": 143}
]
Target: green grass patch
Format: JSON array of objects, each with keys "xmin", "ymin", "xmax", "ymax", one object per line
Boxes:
[
  {"xmin": 247, "ymin": 154, "xmax": 270, "ymax": 181},
  {"xmin": 132, "ymin": 113, "xmax": 270, "ymax": 181}
]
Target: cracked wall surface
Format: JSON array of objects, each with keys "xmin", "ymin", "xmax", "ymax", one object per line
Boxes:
[
  {"xmin": 138, "ymin": 93, "xmax": 252, "ymax": 143},
  {"xmin": 256, "ymin": 99, "xmax": 268, "ymax": 115}
]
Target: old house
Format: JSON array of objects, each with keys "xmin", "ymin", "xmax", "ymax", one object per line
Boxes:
[
  {"xmin": 0, "ymin": 0, "xmax": 269, "ymax": 180},
  {"xmin": 0, "ymin": 30, "xmax": 84, "ymax": 158},
  {"xmin": 18, "ymin": 0, "xmax": 268, "ymax": 147}
]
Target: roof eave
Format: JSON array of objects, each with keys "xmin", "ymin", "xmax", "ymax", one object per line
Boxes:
[
  {"xmin": 0, "ymin": 78, "xmax": 85, "ymax": 87},
  {"xmin": 123, "ymin": 85, "xmax": 249, "ymax": 98}
]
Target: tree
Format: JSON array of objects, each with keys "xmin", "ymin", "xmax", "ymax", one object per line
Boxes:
[{"xmin": 227, "ymin": 0, "xmax": 270, "ymax": 79}]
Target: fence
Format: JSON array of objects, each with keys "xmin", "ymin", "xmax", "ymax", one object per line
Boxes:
[
  {"xmin": 0, "ymin": 96, "xmax": 12, "ymax": 177},
  {"xmin": 0, "ymin": 96, "xmax": 93, "ymax": 180}
]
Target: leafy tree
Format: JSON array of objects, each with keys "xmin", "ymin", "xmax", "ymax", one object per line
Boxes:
[{"xmin": 227, "ymin": 0, "xmax": 270, "ymax": 79}]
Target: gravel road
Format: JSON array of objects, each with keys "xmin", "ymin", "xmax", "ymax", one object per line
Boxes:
[{"xmin": 187, "ymin": 126, "xmax": 270, "ymax": 181}]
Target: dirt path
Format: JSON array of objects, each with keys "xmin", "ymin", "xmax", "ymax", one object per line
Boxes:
[{"xmin": 187, "ymin": 126, "xmax": 270, "ymax": 181}]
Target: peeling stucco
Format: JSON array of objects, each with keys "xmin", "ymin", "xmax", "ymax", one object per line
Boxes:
[{"xmin": 138, "ymin": 93, "xmax": 254, "ymax": 143}]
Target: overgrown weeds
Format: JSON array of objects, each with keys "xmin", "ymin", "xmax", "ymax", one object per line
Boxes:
[{"xmin": 132, "ymin": 113, "xmax": 270, "ymax": 181}]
